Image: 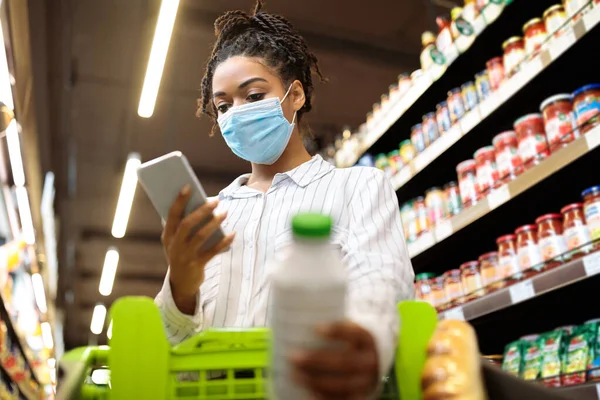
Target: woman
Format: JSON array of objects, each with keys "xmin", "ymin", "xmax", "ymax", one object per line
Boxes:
[{"xmin": 154, "ymin": 1, "xmax": 415, "ymax": 397}]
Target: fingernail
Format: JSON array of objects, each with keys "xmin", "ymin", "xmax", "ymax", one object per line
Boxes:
[{"xmin": 181, "ymin": 184, "xmax": 190, "ymax": 195}]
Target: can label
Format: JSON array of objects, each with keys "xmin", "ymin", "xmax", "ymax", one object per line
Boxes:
[
  {"xmin": 564, "ymin": 225, "xmax": 591, "ymax": 250},
  {"xmin": 584, "ymin": 200, "xmax": 600, "ymax": 241},
  {"xmin": 517, "ymin": 243, "xmax": 543, "ymax": 270},
  {"xmin": 545, "ymin": 113, "xmax": 578, "ymax": 145},
  {"xmin": 538, "ymin": 235, "xmax": 567, "ymax": 261}
]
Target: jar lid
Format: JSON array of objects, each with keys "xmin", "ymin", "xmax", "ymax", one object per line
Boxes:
[
  {"xmin": 582, "ymin": 185, "xmax": 600, "ymax": 198},
  {"xmin": 492, "ymin": 130, "xmax": 517, "ymax": 145},
  {"xmin": 572, "ymin": 84, "xmax": 600, "ymax": 98},
  {"xmin": 474, "ymin": 146, "xmax": 496, "ymax": 159},
  {"xmin": 443, "ymin": 268, "xmax": 461, "ymax": 277},
  {"xmin": 448, "ymin": 87, "xmax": 462, "ymax": 96},
  {"xmin": 411, "ymin": 123, "xmax": 423, "ymax": 131},
  {"xmin": 437, "ymin": 101, "xmax": 448, "ymax": 108},
  {"xmin": 389, "ymin": 83, "xmax": 399, "ymax": 90},
  {"xmin": 487, "ymin": 56, "xmax": 503, "ymax": 65},
  {"xmin": 456, "ymin": 159, "xmax": 476, "ymax": 172},
  {"xmin": 515, "ymin": 224, "xmax": 537, "ymax": 234},
  {"xmin": 514, "ymin": 113, "xmax": 544, "ymax": 127},
  {"xmin": 461, "ymin": 81, "xmax": 475, "ymax": 89},
  {"xmin": 522, "ymin": 17, "xmax": 543, "ymax": 33},
  {"xmin": 381, "ymin": 93, "xmax": 389, "ymax": 101},
  {"xmin": 540, "ymin": 93, "xmax": 573, "ymax": 112},
  {"xmin": 496, "ymin": 234, "xmax": 516, "ymax": 244},
  {"xmin": 399, "ymin": 139, "xmax": 412, "ymax": 146},
  {"xmin": 416, "ymin": 272, "xmax": 437, "ymax": 281},
  {"xmin": 543, "ymin": 4, "xmax": 565, "ymax": 19},
  {"xmin": 423, "ymin": 112, "xmax": 436, "ymax": 119},
  {"xmin": 398, "ymin": 72, "xmax": 410, "ymax": 80},
  {"xmin": 459, "ymin": 261, "xmax": 479, "ymax": 270},
  {"xmin": 479, "ymin": 251, "xmax": 498, "ymax": 261},
  {"xmin": 535, "ymin": 213, "xmax": 562, "ymax": 224},
  {"xmin": 502, "ymin": 36, "xmax": 523, "ymax": 50},
  {"xmin": 560, "ymin": 202, "xmax": 583, "ymax": 214},
  {"xmin": 416, "ymin": 196, "xmax": 425, "ymax": 202}
]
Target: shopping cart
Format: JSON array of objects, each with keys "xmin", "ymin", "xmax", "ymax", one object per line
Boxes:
[{"xmin": 57, "ymin": 298, "xmax": 437, "ymax": 400}]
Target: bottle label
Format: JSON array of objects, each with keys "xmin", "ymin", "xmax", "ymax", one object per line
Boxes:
[
  {"xmin": 518, "ymin": 243, "xmax": 543, "ymax": 270},
  {"xmin": 504, "ymin": 49, "xmax": 525, "ymax": 75},
  {"xmin": 499, "ymin": 254, "xmax": 520, "ymax": 278},
  {"xmin": 545, "ymin": 113, "xmax": 577, "ymax": 144},
  {"xmin": 518, "ymin": 135, "xmax": 547, "ymax": 163},
  {"xmin": 584, "ymin": 201, "xmax": 600, "ymax": 240},
  {"xmin": 538, "ymin": 235, "xmax": 567, "ymax": 261},
  {"xmin": 459, "ymin": 176, "xmax": 477, "ymax": 204},
  {"xmin": 476, "ymin": 163, "xmax": 497, "ymax": 194},
  {"xmin": 564, "ymin": 225, "xmax": 591, "ymax": 250}
]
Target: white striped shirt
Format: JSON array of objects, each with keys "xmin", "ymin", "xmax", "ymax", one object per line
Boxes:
[{"xmin": 155, "ymin": 155, "xmax": 415, "ymax": 376}]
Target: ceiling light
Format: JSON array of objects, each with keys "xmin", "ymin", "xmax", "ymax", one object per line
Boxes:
[
  {"xmin": 31, "ymin": 273, "xmax": 48, "ymax": 313},
  {"xmin": 90, "ymin": 304, "xmax": 107, "ymax": 335},
  {"xmin": 41, "ymin": 322, "xmax": 54, "ymax": 349},
  {"xmin": 6, "ymin": 120, "xmax": 24, "ymax": 186},
  {"xmin": 99, "ymin": 247, "xmax": 119, "ymax": 296},
  {"xmin": 15, "ymin": 186, "xmax": 35, "ymax": 244},
  {"xmin": 0, "ymin": 20, "xmax": 14, "ymax": 110},
  {"xmin": 137, "ymin": 0, "xmax": 181, "ymax": 118},
  {"xmin": 111, "ymin": 153, "xmax": 141, "ymax": 238}
]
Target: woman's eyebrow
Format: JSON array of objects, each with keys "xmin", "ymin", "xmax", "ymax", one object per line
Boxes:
[{"xmin": 213, "ymin": 77, "xmax": 269, "ymax": 98}]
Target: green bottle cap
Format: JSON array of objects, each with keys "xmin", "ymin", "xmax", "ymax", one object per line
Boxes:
[
  {"xmin": 415, "ymin": 272, "xmax": 437, "ymax": 281},
  {"xmin": 292, "ymin": 213, "xmax": 332, "ymax": 238}
]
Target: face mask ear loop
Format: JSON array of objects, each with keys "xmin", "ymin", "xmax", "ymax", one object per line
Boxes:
[
  {"xmin": 291, "ymin": 110, "xmax": 297, "ymax": 125},
  {"xmin": 280, "ymin": 84, "xmax": 293, "ymax": 104}
]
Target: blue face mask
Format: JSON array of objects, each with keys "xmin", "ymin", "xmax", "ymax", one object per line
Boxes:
[{"xmin": 217, "ymin": 86, "xmax": 296, "ymax": 165}]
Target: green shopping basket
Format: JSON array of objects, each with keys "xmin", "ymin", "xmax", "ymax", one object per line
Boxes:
[{"xmin": 57, "ymin": 298, "xmax": 437, "ymax": 400}]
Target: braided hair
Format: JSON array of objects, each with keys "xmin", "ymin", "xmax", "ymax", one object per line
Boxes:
[{"xmin": 198, "ymin": 0, "xmax": 326, "ymax": 135}]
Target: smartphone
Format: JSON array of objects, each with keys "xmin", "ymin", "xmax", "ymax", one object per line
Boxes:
[{"xmin": 137, "ymin": 151, "xmax": 226, "ymax": 252}]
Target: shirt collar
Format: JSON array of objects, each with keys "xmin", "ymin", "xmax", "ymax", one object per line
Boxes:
[{"xmin": 219, "ymin": 155, "xmax": 334, "ymax": 199}]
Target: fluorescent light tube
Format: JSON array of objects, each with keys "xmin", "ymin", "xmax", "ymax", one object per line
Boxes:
[
  {"xmin": 111, "ymin": 153, "xmax": 141, "ymax": 238},
  {"xmin": 99, "ymin": 247, "xmax": 119, "ymax": 296},
  {"xmin": 15, "ymin": 186, "xmax": 35, "ymax": 244},
  {"xmin": 6, "ymin": 121, "xmax": 24, "ymax": 186},
  {"xmin": 138, "ymin": 0, "xmax": 180, "ymax": 118},
  {"xmin": 0, "ymin": 20, "xmax": 14, "ymax": 110},
  {"xmin": 41, "ymin": 322, "xmax": 54, "ymax": 349},
  {"xmin": 90, "ymin": 304, "xmax": 107, "ymax": 335},
  {"xmin": 31, "ymin": 273, "xmax": 48, "ymax": 313}
]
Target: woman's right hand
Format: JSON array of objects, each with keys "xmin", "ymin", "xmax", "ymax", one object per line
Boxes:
[{"xmin": 161, "ymin": 184, "xmax": 235, "ymax": 315}]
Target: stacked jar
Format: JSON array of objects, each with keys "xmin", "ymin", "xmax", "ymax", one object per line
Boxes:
[
  {"xmin": 474, "ymin": 146, "xmax": 499, "ymax": 197},
  {"xmin": 540, "ymin": 94, "xmax": 579, "ymax": 153},
  {"xmin": 493, "ymin": 131, "xmax": 522, "ymax": 183},
  {"xmin": 514, "ymin": 114, "xmax": 549, "ymax": 168},
  {"xmin": 536, "ymin": 214, "xmax": 568, "ymax": 268},
  {"xmin": 457, "ymin": 160, "xmax": 478, "ymax": 208}
]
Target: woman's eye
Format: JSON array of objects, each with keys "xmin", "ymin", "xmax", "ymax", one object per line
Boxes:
[
  {"xmin": 247, "ymin": 93, "xmax": 265, "ymax": 102},
  {"xmin": 217, "ymin": 104, "xmax": 230, "ymax": 114}
]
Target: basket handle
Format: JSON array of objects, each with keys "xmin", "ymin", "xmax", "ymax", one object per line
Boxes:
[{"xmin": 55, "ymin": 346, "xmax": 109, "ymax": 400}]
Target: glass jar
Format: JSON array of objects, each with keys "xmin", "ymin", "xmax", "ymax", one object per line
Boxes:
[
  {"xmin": 450, "ymin": 7, "xmax": 465, "ymax": 40},
  {"xmin": 400, "ymin": 201, "xmax": 418, "ymax": 243},
  {"xmin": 398, "ymin": 73, "xmax": 412, "ymax": 97},
  {"xmin": 399, "ymin": 139, "xmax": 416, "ymax": 164},
  {"xmin": 448, "ymin": 88, "xmax": 466, "ymax": 124},
  {"xmin": 426, "ymin": 187, "xmax": 446, "ymax": 227},
  {"xmin": 436, "ymin": 101, "xmax": 452, "ymax": 134},
  {"xmin": 582, "ymin": 186, "xmax": 600, "ymax": 242},
  {"xmin": 420, "ymin": 31, "xmax": 439, "ymax": 72},
  {"xmin": 502, "ymin": 36, "xmax": 525, "ymax": 77},
  {"xmin": 372, "ymin": 102, "xmax": 382, "ymax": 122},
  {"xmin": 564, "ymin": 0, "xmax": 592, "ymax": 20},
  {"xmin": 462, "ymin": 81, "xmax": 479, "ymax": 111},
  {"xmin": 540, "ymin": 94, "xmax": 579, "ymax": 152},
  {"xmin": 523, "ymin": 18, "xmax": 547, "ymax": 55},
  {"xmin": 515, "ymin": 224, "xmax": 544, "ymax": 272},
  {"xmin": 486, "ymin": 56, "xmax": 505, "ymax": 91},
  {"xmin": 422, "ymin": 112, "xmax": 440, "ymax": 145},
  {"xmin": 572, "ymin": 84, "xmax": 600, "ymax": 134},
  {"xmin": 411, "ymin": 123, "xmax": 427, "ymax": 153},
  {"xmin": 415, "ymin": 196, "xmax": 430, "ymax": 236},
  {"xmin": 561, "ymin": 203, "xmax": 591, "ymax": 251},
  {"xmin": 388, "ymin": 150, "xmax": 403, "ymax": 173},
  {"xmin": 388, "ymin": 83, "xmax": 400, "ymax": 103},
  {"xmin": 366, "ymin": 111, "xmax": 375, "ymax": 130},
  {"xmin": 411, "ymin": 69, "xmax": 424, "ymax": 84},
  {"xmin": 497, "ymin": 234, "xmax": 520, "ymax": 279},
  {"xmin": 430, "ymin": 276, "xmax": 447, "ymax": 307},
  {"xmin": 380, "ymin": 93, "xmax": 390, "ymax": 112},
  {"xmin": 444, "ymin": 181, "xmax": 463, "ymax": 217},
  {"xmin": 543, "ymin": 5, "xmax": 567, "ymax": 37},
  {"xmin": 460, "ymin": 261, "xmax": 483, "ymax": 296},
  {"xmin": 514, "ymin": 114, "xmax": 549, "ymax": 168},
  {"xmin": 415, "ymin": 272, "xmax": 437, "ymax": 303},
  {"xmin": 475, "ymin": 70, "xmax": 492, "ymax": 101},
  {"xmin": 473, "ymin": 146, "xmax": 499, "ymax": 197},
  {"xmin": 436, "ymin": 15, "xmax": 453, "ymax": 53},
  {"xmin": 536, "ymin": 213, "xmax": 568, "ymax": 261},
  {"xmin": 444, "ymin": 269, "xmax": 464, "ymax": 302},
  {"xmin": 479, "ymin": 251, "xmax": 500, "ymax": 287},
  {"xmin": 456, "ymin": 159, "xmax": 478, "ymax": 208},
  {"xmin": 493, "ymin": 130, "xmax": 522, "ymax": 183}
]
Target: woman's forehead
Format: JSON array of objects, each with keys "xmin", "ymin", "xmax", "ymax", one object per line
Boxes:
[{"xmin": 212, "ymin": 56, "xmax": 280, "ymax": 94}]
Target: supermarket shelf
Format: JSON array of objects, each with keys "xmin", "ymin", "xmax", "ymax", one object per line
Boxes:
[
  {"xmin": 389, "ymin": 6, "xmax": 600, "ymax": 191},
  {"xmin": 406, "ymin": 124, "xmax": 600, "ymax": 259},
  {"xmin": 438, "ymin": 250, "xmax": 600, "ymax": 322},
  {"xmin": 559, "ymin": 382, "xmax": 600, "ymax": 400}
]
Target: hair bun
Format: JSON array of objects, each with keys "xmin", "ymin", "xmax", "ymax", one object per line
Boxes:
[{"xmin": 213, "ymin": 10, "xmax": 251, "ymax": 37}]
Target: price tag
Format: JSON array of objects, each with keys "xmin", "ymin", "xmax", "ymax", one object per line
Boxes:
[
  {"xmin": 391, "ymin": 167, "xmax": 411, "ymax": 190},
  {"xmin": 583, "ymin": 252, "xmax": 600, "ymax": 277},
  {"xmin": 548, "ymin": 30, "xmax": 576, "ymax": 61},
  {"xmin": 509, "ymin": 279, "xmax": 535, "ymax": 304},
  {"xmin": 443, "ymin": 307, "xmax": 465, "ymax": 321},
  {"xmin": 586, "ymin": 125, "xmax": 600, "ymax": 150},
  {"xmin": 434, "ymin": 220, "xmax": 453, "ymax": 242},
  {"xmin": 459, "ymin": 109, "xmax": 481, "ymax": 134},
  {"xmin": 487, "ymin": 185, "xmax": 510, "ymax": 210}
]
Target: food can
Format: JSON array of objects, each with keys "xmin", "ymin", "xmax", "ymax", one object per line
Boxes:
[
  {"xmin": 411, "ymin": 123, "xmax": 427, "ymax": 153},
  {"xmin": 448, "ymin": 88, "xmax": 466, "ymax": 123},
  {"xmin": 436, "ymin": 101, "xmax": 452, "ymax": 134},
  {"xmin": 461, "ymin": 81, "xmax": 479, "ymax": 111},
  {"xmin": 475, "ymin": 70, "xmax": 492, "ymax": 101}
]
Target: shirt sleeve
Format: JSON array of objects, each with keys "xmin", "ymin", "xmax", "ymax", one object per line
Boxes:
[
  {"xmin": 154, "ymin": 269, "xmax": 204, "ymax": 345},
  {"xmin": 343, "ymin": 168, "xmax": 415, "ymax": 385}
]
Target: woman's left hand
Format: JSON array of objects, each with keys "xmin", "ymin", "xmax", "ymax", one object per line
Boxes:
[{"xmin": 291, "ymin": 321, "xmax": 379, "ymax": 400}]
